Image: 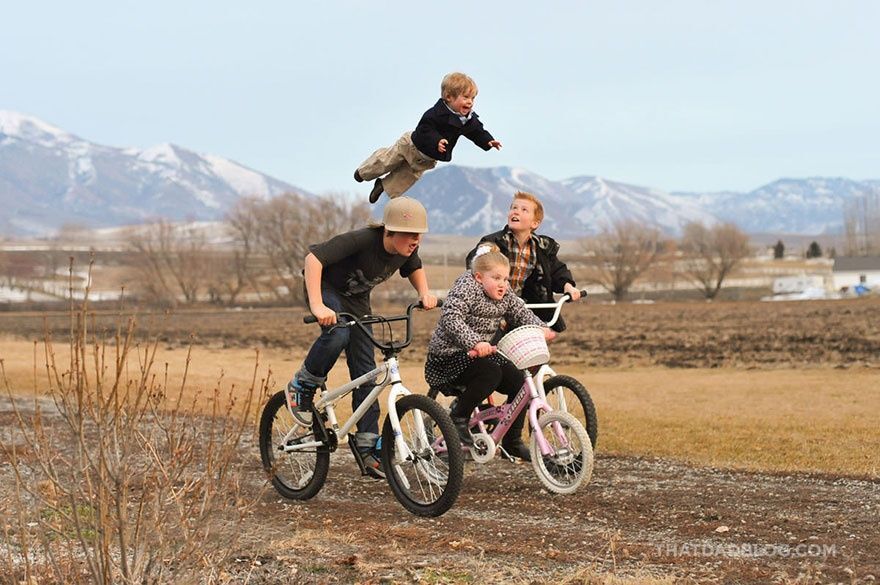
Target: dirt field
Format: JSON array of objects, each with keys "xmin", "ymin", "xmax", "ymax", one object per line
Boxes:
[
  {"xmin": 0, "ymin": 297, "xmax": 877, "ymax": 369},
  {"xmin": 1, "ymin": 298, "xmax": 878, "ymax": 583}
]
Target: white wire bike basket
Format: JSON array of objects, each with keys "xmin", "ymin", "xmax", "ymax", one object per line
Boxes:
[{"xmin": 496, "ymin": 325, "xmax": 550, "ymax": 369}]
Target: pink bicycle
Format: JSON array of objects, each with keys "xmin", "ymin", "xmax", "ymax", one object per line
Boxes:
[{"xmin": 432, "ymin": 325, "xmax": 594, "ymax": 494}]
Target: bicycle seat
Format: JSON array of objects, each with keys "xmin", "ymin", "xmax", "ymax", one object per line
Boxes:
[{"xmin": 432, "ymin": 384, "xmax": 465, "ymax": 397}]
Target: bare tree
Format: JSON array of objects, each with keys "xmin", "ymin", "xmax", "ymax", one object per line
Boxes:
[
  {"xmin": 250, "ymin": 192, "xmax": 370, "ymax": 303},
  {"xmin": 223, "ymin": 197, "xmax": 266, "ymax": 303},
  {"xmin": 128, "ymin": 220, "xmax": 211, "ymax": 304},
  {"xmin": 581, "ymin": 220, "xmax": 659, "ymax": 301},
  {"xmin": 844, "ymin": 191, "xmax": 880, "ymax": 256},
  {"xmin": 679, "ymin": 221, "xmax": 750, "ymax": 300}
]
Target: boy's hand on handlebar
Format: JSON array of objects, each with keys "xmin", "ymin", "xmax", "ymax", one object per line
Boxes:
[
  {"xmin": 309, "ymin": 303, "xmax": 337, "ymax": 327},
  {"xmin": 563, "ymin": 283, "xmax": 581, "ymax": 301},
  {"xmin": 419, "ymin": 293, "xmax": 438, "ymax": 310},
  {"xmin": 471, "ymin": 341, "xmax": 495, "ymax": 358},
  {"xmin": 543, "ymin": 328, "xmax": 557, "ymax": 342}
]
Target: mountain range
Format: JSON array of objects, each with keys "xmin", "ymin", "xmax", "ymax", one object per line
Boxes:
[
  {"xmin": 406, "ymin": 167, "xmax": 878, "ymax": 238},
  {"xmin": 2, "ymin": 111, "xmax": 877, "ymax": 238},
  {"xmin": 0, "ymin": 111, "xmax": 305, "ymax": 236}
]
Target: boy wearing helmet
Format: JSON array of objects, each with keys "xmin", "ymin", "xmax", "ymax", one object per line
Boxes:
[{"xmin": 286, "ymin": 197, "xmax": 437, "ymax": 478}]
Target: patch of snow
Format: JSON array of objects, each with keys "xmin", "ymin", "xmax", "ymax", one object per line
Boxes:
[
  {"xmin": 204, "ymin": 155, "xmax": 270, "ymax": 197},
  {"xmin": 138, "ymin": 143, "xmax": 182, "ymax": 167},
  {"xmin": 0, "ymin": 110, "xmax": 73, "ymax": 145}
]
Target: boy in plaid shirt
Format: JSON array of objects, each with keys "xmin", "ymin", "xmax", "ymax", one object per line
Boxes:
[{"xmin": 465, "ymin": 192, "xmax": 581, "ymax": 332}]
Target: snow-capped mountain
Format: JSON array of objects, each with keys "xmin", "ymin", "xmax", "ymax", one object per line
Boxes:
[
  {"xmin": 405, "ymin": 166, "xmax": 877, "ymax": 238},
  {"xmin": 407, "ymin": 166, "xmax": 719, "ymax": 238},
  {"xmin": 0, "ymin": 111, "xmax": 305, "ymax": 235},
  {"xmin": 2, "ymin": 111, "xmax": 875, "ymax": 238},
  {"xmin": 675, "ymin": 178, "xmax": 877, "ymax": 235}
]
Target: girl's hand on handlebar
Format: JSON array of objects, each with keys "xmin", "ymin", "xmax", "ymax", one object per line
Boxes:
[
  {"xmin": 563, "ymin": 283, "xmax": 582, "ymax": 301},
  {"xmin": 309, "ymin": 303, "xmax": 337, "ymax": 327},
  {"xmin": 419, "ymin": 293, "xmax": 438, "ymax": 310},
  {"xmin": 471, "ymin": 341, "xmax": 495, "ymax": 358},
  {"xmin": 543, "ymin": 328, "xmax": 557, "ymax": 342}
]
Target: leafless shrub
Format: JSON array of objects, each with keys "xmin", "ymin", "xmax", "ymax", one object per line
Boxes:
[
  {"xmin": 0, "ymin": 261, "xmax": 268, "ymax": 583},
  {"xmin": 580, "ymin": 221, "xmax": 660, "ymax": 301},
  {"xmin": 678, "ymin": 221, "xmax": 750, "ymax": 300}
]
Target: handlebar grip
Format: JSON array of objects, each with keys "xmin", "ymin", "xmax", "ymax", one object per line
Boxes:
[
  {"xmin": 303, "ymin": 315, "xmax": 318, "ymax": 324},
  {"xmin": 580, "ymin": 289, "xmax": 589, "ymax": 298},
  {"xmin": 415, "ymin": 299, "xmax": 444, "ymax": 309}
]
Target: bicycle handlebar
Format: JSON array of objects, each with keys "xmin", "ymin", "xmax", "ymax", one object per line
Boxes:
[
  {"xmin": 302, "ymin": 300, "xmax": 442, "ymax": 352},
  {"xmin": 523, "ymin": 288, "xmax": 588, "ymax": 327}
]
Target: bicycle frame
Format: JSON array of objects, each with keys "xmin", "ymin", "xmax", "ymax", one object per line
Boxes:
[
  {"xmin": 278, "ymin": 357, "xmax": 422, "ymax": 463},
  {"xmin": 471, "ymin": 366, "xmax": 570, "ymax": 457}
]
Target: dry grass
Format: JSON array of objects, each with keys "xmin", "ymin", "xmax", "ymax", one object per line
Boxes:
[
  {"xmin": 586, "ymin": 367, "xmax": 880, "ymax": 477},
  {"xmin": 2, "ymin": 336, "xmax": 877, "ymax": 478}
]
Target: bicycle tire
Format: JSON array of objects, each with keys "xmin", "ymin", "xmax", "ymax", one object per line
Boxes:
[
  {"xmin": 530, "ymin": 410, "xmax": 593, "ymax": 495},
  {"xmin": 259, "ymin": 390, "xmax": 330, "ymax": 500},
  {"xmin": 542, "ymin": 375, "xmax": 599, "ymax": 449},
  {"xmin": 381, "ymin": 394, "xmax": 464, "ymax": 517}
]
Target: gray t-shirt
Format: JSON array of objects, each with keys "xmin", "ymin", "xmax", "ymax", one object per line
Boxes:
[{"xmin": 309, "ymin": 227, "xmax": 422, "ymax": 314}]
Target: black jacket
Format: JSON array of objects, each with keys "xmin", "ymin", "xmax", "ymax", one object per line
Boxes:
[
  {"xmin": 465, "ymin": 227, "xmax": 576, "ymax": 332},
  {"xmin": 411, "ymin": 99, "xmax": 495, "ymax": 162}
]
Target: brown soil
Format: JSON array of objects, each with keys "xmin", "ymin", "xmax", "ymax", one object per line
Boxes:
[
  {"xmin": 0, "ymin": 297, "xmax": 878, "ymax": 370},
  {"xmin": 2, "ymin": 396, "xmax": 877, "ymax": 584},
  {"xmin": 1, "ymin": 298, "xmax": 878, "ymax": 583}
]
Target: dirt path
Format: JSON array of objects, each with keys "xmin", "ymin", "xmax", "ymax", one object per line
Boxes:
[
  {"xmin": 2, "ymin": 395, "xmax": 878, "ymax": 584},
  {"xmin": 232, "ymin": 435, "xmax": 879, "ymax": 584}
]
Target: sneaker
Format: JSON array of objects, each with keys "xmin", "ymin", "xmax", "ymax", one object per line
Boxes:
[
  {"xmin": 368, "ymin": 178, "xmax": 384, "ymax": 204},
  {"xmin": 501, "ymin": 439, "xmax": 531, "ymax": 461},
  {"xmin": 286, "ymin": 379, "xmax": 316, "ymax": 413},
  {"xmin": 354, "ymin": 169, "xmax": 364, "ymax": 183},
  {"xmin": 348, "ymin": 434, "xmax": 385, "ymax": 479},
  {"xmin": 451, "ymin": 415, "xmax": 474, "ymax": 447}
]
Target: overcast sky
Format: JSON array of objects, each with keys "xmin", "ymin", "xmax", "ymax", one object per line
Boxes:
[{"xmin": 3, "ymin": 1, "xmax": 878, "ymax": 195}]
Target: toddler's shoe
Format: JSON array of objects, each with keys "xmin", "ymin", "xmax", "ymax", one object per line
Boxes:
[
  {"xmin": 501, "ymin": 438, "xmax": 531, "ymax": 462},
  {"xmin": 368, "ymin": 178, "xmax": 384, "ymax": 204},
  {"xmin": 450, "ymin": 415, "xmax": 474, "ymax": 447}
]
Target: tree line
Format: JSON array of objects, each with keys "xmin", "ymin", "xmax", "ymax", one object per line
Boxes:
[{"xmin": 121, "ymin": 193, "xmax": 754, "ymax": 306}]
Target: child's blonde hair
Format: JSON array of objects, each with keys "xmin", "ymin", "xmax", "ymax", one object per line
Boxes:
[
  {"xmin": 513, "ymin": 191, "xmax": 544, "ymax": 224},
  {"xmin": 441, "ymin": 72, "xmax": 478, "ymax": 99},
  {"xmin": 471, "ymin": 243, "xmax": 509, "ymax": 274}
]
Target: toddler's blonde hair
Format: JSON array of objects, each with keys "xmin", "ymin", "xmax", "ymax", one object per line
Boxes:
[
  {"xmin": 441, "ymin": 72, "xmax": 478, "ymax": 99},
  {"xmin": 471, "ymin": 243, "xmax": 509, "ymax": 274}
]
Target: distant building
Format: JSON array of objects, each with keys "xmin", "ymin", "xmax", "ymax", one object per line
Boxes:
[
  {"xmin": 832, "ymin": 257, "xmax": 880, "ymax": 291},
  {"xmin": 772, "ymin": 275, "xmax": 826, "ymax": 294}
]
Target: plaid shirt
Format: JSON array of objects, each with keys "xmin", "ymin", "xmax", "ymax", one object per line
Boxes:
[{"xmin": 505, "ymin": 231, "xmax": 538, "ymax": 296}]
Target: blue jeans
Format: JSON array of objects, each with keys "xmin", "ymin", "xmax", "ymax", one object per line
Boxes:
[{"xmin": 295, "ymin": 288, "xmax": 379, "ymax": 441}]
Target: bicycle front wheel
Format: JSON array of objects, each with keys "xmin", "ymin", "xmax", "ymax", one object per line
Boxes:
[
  {"xmin": 543, "ymin": 375, "xmax": 599, "ymax": 449},
  {"xmin": 381, "ymin": 394, "xmax": 464, "ymax": 517},
  {"xmin": 530, "ymin": 410, "xmax": 593, "ymax": 495},
  {"xmin": 259, "ymin": 390, "xmax": 330, "ymax": 500}
]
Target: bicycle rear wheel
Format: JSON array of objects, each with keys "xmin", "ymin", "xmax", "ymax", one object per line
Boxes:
[
  {"xmin": 530, "ymin": 410, "xmax": 593, "ymax": 494},
  {"xmin": 543, "ymin": 375, "xmax": 599, "ymax": 449},
  {"xmin": 259, "ymin": 390, "xmax": 330, "ymax": 500},
  {"xmin": 381, "ymin": 394, "xmax": 464, "ymax": 517}
]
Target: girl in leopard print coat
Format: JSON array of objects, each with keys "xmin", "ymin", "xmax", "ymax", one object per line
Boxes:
[{"xmin": 425, "ymin": 244, "xmax": 554, "ymax": 457}]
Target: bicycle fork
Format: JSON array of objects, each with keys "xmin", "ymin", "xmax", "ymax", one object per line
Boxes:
[{"xmin": 526, "ymin": 376, "xmax": 574, "ymax": 457}]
